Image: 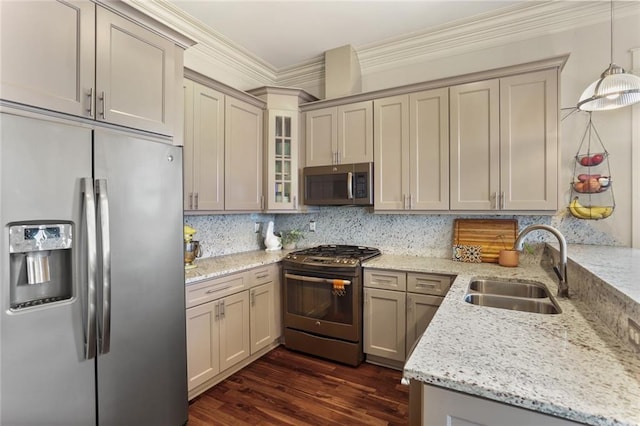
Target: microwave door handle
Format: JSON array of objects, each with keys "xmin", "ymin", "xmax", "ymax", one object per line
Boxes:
[
  {"xmin": 347, "ymin": 172, "xmax": 353, "ymax": 199},
  {"xmin": 284, "ymin": 273, "xmax": 351, "ymax": 286}
]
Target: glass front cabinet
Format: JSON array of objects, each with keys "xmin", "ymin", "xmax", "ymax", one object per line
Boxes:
[{"xmin": 265, "ymin": 109, "xmax": 298, "ymax": 211}]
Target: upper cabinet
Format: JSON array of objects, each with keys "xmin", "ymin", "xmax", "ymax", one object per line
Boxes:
[
  {"xmin": 449, "ymin": 79, "xmax": 501, "ymax": 210},
  {"xmin": 225, "ymin": 97, "xmax": 263, "ymax": 211},
  {"xmin": 450, "ymin": 69, "xmax": 558, "ymax": 211},
  {"xmin": 248, "ymin": 86, "xmax": 318, "ymax": 213},
  {"xmin": 374, "ymin": 88, "xmax": 450, "ymax": 211},
  {"xmin": 264, "ymin": 110, "xmax": 299, "ymax": 211},
  {"xmin": 1, "ymin": 1, "xmax": 95, "ymax": 117},
  {"xmin": 183, "ymin": 79, "xmax": 225, "ymax": 211},
  {"xmin": 499, "ymin": 70, "xmax": 558, "ymax": 211},
  {"xmin": 183, "ymin": 73, "xmax": 265, "ymax": 213},
  {"xmin": 95, "ymin": 7, "xmax": 177, "ymax": 135},
  {"xmin": 305, "ymin": 101, "xmax": 373, "ymax": 166},
  {"xmin": 0, "ymin": 1, "xmax": 190, "ymax": 136}
]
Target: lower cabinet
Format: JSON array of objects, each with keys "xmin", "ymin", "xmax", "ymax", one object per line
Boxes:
[
  {"xmin": 186, "ymin": 291, "xmax": 249, "ymax": 391},
  {"xmin": 185, "ymin": 264, "xmax": 281, "ymax": 399},
  {"xmin": 406, "ymin": 293, "xmax": 442, "ymax": 352},
  {"xmin": 416, "ymin": 384, "xmax": 581, "ymax": 426},
  {"xmin": 364, "ymin": 268, "xmax": 453, "ymax": 369},
  {"xmin": 364, "ymin": 288, "xmax": 406, "ymax": 362},
  {"xmin": 249, "ymin": 281, "xmax": 276, "ymax": 354}
]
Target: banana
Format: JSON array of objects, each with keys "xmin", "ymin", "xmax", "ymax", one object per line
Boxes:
[
  {"xmin": 569, "ymin": 197, "xmax": 603, "ymax": 219},
  {"xmin": 593, "ymin": 206, "xmax": 614, "ymax": 218}
]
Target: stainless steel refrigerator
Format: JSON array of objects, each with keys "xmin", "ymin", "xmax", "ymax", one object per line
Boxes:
[{"xmin": 0, "ymin": 110, "xmax": 188, "ymax": 425}]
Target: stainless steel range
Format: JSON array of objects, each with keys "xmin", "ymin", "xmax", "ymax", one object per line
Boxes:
[{"xmin": 281, "ymin": 245, "xmax": 381, "ymax": 366}]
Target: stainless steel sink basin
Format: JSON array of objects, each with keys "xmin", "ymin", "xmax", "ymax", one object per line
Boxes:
[
  {"xmin": 464, "ymin": 278, "xmax": 561, "ymax": 314},
  {"xmin": 464, "ymin": 294, "xmax": 561, "ymax": 314},
  {"xmin": 469, "ymin": 279, "xmax": 550, "ymax": 298}
]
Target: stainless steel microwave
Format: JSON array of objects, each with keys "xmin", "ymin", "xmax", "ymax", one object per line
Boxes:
[{"xmin": 303, "ymin": 162, "xmax": 373, "ymax": 206}]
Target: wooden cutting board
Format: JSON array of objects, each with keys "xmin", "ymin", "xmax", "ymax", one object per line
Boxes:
[{"xmin": 453, "ymin": 219, "xmax": 518, "ymax": 263}]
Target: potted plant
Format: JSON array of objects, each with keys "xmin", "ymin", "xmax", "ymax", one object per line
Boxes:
[{"xmin": 279, "ymin": 229, "xmax": 304, "ymax": 249}]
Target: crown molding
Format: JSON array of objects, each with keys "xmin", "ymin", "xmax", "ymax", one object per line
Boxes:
[
  {"xmin": 357, "ymin": 1, "xmax": 640, "ymax": 73},
  {"xmin": 299, "ymin": 54, "xmax": 569, "ymax": 111},
  {"xmin": 123, "ymin": 0, "xmax": 640, "ymax": 93},
  {"xmin": 123, "ymin": 0, "xmax": 277, "ymax": 85}
]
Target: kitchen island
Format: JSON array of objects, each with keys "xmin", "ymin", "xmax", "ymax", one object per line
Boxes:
[{"xmin": 364, "ymin": 245, "xmax": 640, "ymax": 426}]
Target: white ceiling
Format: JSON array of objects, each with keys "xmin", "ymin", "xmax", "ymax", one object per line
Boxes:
[{"xmin": 166, "ymin": 0, "xmax": 528, "ymax": 69}]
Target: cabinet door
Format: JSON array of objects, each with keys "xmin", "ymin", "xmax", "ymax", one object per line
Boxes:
[
  {"xmin": 265, "ymin": 110, "xmax": 299, "ymax": 211},
  {"xmin": 409, "ymin": 88, "xmax": 450, "ymax": 210},
  {"xmin": 337, "ymin": 101, "xmax": 373, "ymax": 164},
  {"xmin": 363, "ymin": 288, "xmax": 406, "ymax": 362},
  {"xmin": 95, "ymin": 6, "xmax": 175, "ymax": 135},
  {"xmin": 0, "ymin": 1, "xmax": 95, "ymax": 117},
  {"xmin": 183, "ymin": 80, "xmax": 195, "ymax": 209},
  {"xmin": 450, "ymin": 80, "xmax": 500, "ymax": 210},
  {"xmin": 406, "ymin": 293, "xmax": 442, "ymax": 355},
  {"xmin": 225, "ymin": 98, "xmax": 263, "ymax": 210},
  {"xmin": 305, "ymin": 107, "xmax": 337, "ymax": 166},
  {"xmin": 192, "ymin": 82, "xmax": 225, "ymax": 211},
  {"xmin": 374, "ymin": 95, "xmax": 410, "ymax": 210},
  {"xmin": 186, "ymin": 301, "xmax": 220, "ymax": 391},
  {"xmin": 500, "ymin": 69, "xmax": 558, "ymax": 210},
  {"xmin": 219, "ymin": 291, "xmax": 250, "ymax": 371},
  {"xmin": 250, "ymin": 282, "xmax": 276, "ymax": 354}
]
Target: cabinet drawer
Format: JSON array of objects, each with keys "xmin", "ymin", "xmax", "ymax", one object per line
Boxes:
[
  {"xmin": 407, "ymin": 273, "xmax": 453, "ymax": 296},
  {"xmin": 248, "ymin": 264, "xmax": 277, "ymax": 288},
  {"xmin": 186, "ymin": 273, "xmax": 246, "ymax": 308},
  {"xmin": 364, "ymin": 269, "xmax": 407, "ymax": 291}
]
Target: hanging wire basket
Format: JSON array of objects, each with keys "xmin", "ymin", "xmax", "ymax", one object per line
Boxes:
[{"xmin": 568, "ymin": 113, "xmax": 615, "ymax": 220}]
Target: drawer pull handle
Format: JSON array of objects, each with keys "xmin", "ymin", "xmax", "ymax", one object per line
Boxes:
[
  {"xmin": 205, "ymin": 285, "xmax": 231, "ymax": 295},
  {"xmin": 256, "ymin": 274, "xmax": 269, "ymax": 279}
]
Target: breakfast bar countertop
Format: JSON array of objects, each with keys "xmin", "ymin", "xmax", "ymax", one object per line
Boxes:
[{"xmin": 363, "ymin": 246, "xmax": 640, "ymax": 426}]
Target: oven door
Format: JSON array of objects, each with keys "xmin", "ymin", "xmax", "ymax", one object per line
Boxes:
[{"xmin": 283, "ymin": 268, "xmax": 361, "ymax": 342}]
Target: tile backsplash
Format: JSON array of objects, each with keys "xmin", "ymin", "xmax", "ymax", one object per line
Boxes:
[{"xmin": 186, "ymin": 207, "xmax": 620, "ymax": 258}]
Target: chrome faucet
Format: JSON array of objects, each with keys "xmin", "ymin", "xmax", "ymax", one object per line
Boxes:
[{"xmin": 514, "ymin": 224, "xmax": 569, "ymax": 298}]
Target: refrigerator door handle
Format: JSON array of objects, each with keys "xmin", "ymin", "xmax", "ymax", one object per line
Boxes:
[
  {"xmin": 96, "ymin": 179, "xmax": 112, "ymax": 354},
  {"xmin": 82, "ymin": 178, "xmax": 97, "ymax": 360}
]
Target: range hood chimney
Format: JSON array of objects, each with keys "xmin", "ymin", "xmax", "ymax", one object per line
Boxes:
[{"xmin": 324, "ymin": 45, "xmax": 362, "ymax": 98}]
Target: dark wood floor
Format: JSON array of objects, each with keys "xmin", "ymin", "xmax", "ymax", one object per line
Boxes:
[{"xmin": 188, "ymin": 346, "xmax": 409, "ymax": 425}]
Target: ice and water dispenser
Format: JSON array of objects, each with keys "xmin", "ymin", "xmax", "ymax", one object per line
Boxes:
[{"xmin": 8, "ymin": 223, "xmax": 73, "ymax": 309}]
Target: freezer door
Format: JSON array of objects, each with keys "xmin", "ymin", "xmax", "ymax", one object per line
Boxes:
[
  {"xmin": 0, "ymin": 113, "xmax": 96, "ymax": 425},
  {"xmin": 93, "ymin": 129, "xmax": 187, "ymax": 425}
]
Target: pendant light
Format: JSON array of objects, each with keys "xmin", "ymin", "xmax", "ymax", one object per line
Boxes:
[{"xmin": 577, "ymin": 0, "xmax": 640, "ymax": 111}]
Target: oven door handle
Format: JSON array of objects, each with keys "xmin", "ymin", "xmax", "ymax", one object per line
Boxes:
[{"xmin": 285, "ymin": 273, "xmax": 351, "ymax": 286}]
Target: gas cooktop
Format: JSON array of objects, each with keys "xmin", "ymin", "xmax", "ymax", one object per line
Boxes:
[{"xmin": 284, "ymin": 245, "xmax": 381, "ymax": 267}]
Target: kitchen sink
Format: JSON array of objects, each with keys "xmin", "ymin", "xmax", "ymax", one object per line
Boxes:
[
  {"xmin": 464, "ymin": 278, "xmax": 561, "ymax": 314},
  {"xmin": 464, "ymin": 294, "xmax": 561, "ymax": 314},
  {"xmin": 469, "ymin": 279, "xmax": 551, "ymax": 298}
]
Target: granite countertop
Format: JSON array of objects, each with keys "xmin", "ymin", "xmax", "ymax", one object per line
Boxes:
[
  {"xmin": 365, "ymin": 247, "xmax": 640, "ymax": 426},
  {"xmin": 184, "ymin": 250, "xmax": 289, "ymax": 285}
]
